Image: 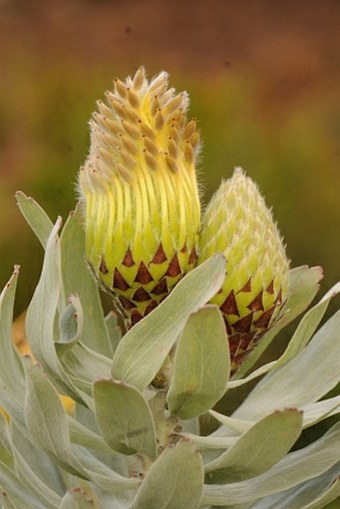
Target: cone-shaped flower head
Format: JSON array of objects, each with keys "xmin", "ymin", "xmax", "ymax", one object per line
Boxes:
[
  {"xmin": 198, "ymin": 168, "xmax": 289, "ymax": 369},
  {"xmin": 78, "ymin": 68, "xmax": 201, "ymax": 325}
]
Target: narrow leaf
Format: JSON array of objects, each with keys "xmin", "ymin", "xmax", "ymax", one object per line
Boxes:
[
  {"xmin": 233, "ymin": 310, "xmax": 340, "ymax": 421},
  {"xmin": 250, "ymin": 464, "xmax": 340, "ymax": 509},
  {"xmin": 11, "ymin": 420, "xmax": 66, "ymax": 496},
  {"xmin": 131, "ymin": 440, "xmax": 203, "ymax": 509},
  {"xmin": 60, "ymin": 206, "xmax": 113, "ymax": 357},
  {"xmin": 59, "ymin": 342, "xmax": 112, "ymax": 396},
  {"xmin": 200, "ymin": 423, "xmax": 340, "ymax": 506},
  {"xmin": 0, "ymin": 491, "xmax": 18, "ymax": 509},
  {"xmin": 0, "ymin": 413, "xmax": 13, "ymax": 469},
  {"xmin": 301, "ymin": 478, "xmax": 340, "ymax": 509},
  {"xmin": 275, "ymin": 281, "xmax": 340, "ymax": 367},
  {"xmin": 10, "ymin": 440, "xmax": 61, "ymax": 509},
  {"xmin": 204, "ymin": 409, "xmax": 303, "ymax": 483},
  {"xmin": 0, "ymin": 267, "xmax": 26, "ymax": 421},
  {"xmin": 167, "ymin": 306, "xmax": 229, "ymax": 419},
  {"xmin": 302, "ymin": 397, "xmax": 340, "ymax": 428},
  {"xmin": 70, "ymin": 444, "xmax": 139, "ymax": 493},
  {"xmin": 23, "ymin": 359, "xmax": 79, "ymax": 476},
  {"xmin": 0, "ymin": 459, "xmax": 48, "ymax": 509},
  {"xmin": 93, "ymin": 379, "xmax": 157, "ymax": 459},
  {"xmin": 112, "ymin": 254, "xmax": 226, "ymax": 391},
  {"xmin": 16, "ymin": 191, "xmax": 53, "ymax": 249},
  {"xmin": 56, "ymin": 294, "xmax": 84, "ymax": 355},
  {"xmin": 25, "ymin": 218, "xmax": 90, "ymax": 406}
]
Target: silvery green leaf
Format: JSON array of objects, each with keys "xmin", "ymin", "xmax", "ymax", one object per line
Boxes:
[
  {"xmin": 16, "ymin": 191, "xmax": 53, "ymax": 249},
  {"xmin": 93, "ymin": 379, "xmax": 157, "ymax": 459},
  {"xmin": 183, "ymin": 433, "xmax": 236, "ymax": 451},
  {"xmin": 91, "ymin": 486, "xmax": 134, "ymax": 509},
  {"xmin": 23, "ymin": 359, "xmax": 79, "ymax": 476},
  {"xmin": 204, "ymin": 409, "xmax": 303, "ymax": 484},
  {"xmin": 233, "ymin": 311, "xmax": 340, "ymax": 421},
  {"xmin": 0, "ymin": 413, "xmax": 13, "ymax": 469},
  {"xmin": 209, "ymin": 394, "xmax": 340, "ymax": 438},
  {"xmin": 235, "ymin": 265, "xmax": 323, "ymax": 379},
  {"xmin": 59, "ymin": 488, "xmax": 96, "ymax": 509},
  {"xmin": 25, "ymin": 218, "xmax": 91, "ymax": 406},
  {"xmin": 250, "ymin": 464, "xmax": 340, "ymax": 509},
  {"xmin": 68, "ymin": 416, "xmax": 113, "ymax": 454},
  {"xmin": 23, "ymin": 362, "xmax": 133, "ymax": 493},
  {"xmin": 167, "ymin": 306, "xmax": 230, "ymax": 420},
  {"xmin": 58, "ymin": 342, "xmax": 112, "ymax": 397},
  {"xmin": 10, "ymin": 439, "xmax": 61, "ymax": 509},
  {"xmin": 71, "ymin": 404, "xmax": 131, "ymax": 477},
  {"xmin": 131, "ymin": 440, "xmax": 203, "ymax": 509},
  {"xmin": 0, "ymin": 491, "xmax": 18, "ymax": 509},
  {"xmin": 208, "ymin": 412, "xmax": 250, "ymax": 434},
  {"xmin": 0, "ymin": 267, "xmax": 26, "ymax": 421},
  {"xmin": 0, "ymin": 459, "xmax": 48, "ymax": 509},
  {"xmin": 70, "ymin": 444, "xmax": 139, "ymax": 494},
  {"xmin": 274, "ymin": 281, "xmax": 340, "ymax": 367},
  {"xmin": 301, "ymin": 396, "xmax": 340, "ymax": 428},
  {"xmin": 301, "ymin": 477, "xmax": 340, "ymax": 509},
  {"xmin": 56, "ymin": 294, "xmax": 83, "ymax": 355},
  {"xmin": 60, "ymin": 206, "xmax": 113, "ymax": 357},
  {"xmin": 20, "ymin": 350, "xmax": 176, "ymax": 496},
  {"xmin": 200, "ymin": 423, "xmax": 340, "ymax": 506},
  {"xmin": 112, "ymin": 254, "xmax": 226, "ymax": 391},
  {"xmin": 11, "ymin": 420, "xmax": 66, "ymax": 497}
]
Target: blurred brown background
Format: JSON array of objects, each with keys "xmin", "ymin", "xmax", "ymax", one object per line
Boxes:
[
  {"xmin": 1, "ymin": 0, "xmax": 340, "ymax": 319},
  {"xmin": 1, "ymin": 2, "xmax": 339, "ymax": 505}
]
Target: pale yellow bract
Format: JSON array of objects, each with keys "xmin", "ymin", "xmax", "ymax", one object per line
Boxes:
[{"xmin": 78, "ymin": 68, "xmax": 201, "ymax": 325}]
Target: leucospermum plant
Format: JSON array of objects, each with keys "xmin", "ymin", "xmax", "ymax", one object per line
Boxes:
[{"xmin": 0, "ymin": 68, "xmax": 339, "ymax": 509}]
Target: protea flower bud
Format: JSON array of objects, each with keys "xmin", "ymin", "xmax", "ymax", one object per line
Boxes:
[
  {"xmin": 198, "ymin": 167, "xmax": 290, "ymax": 370},
  {"xmin": 78, "ymin": 68, "xmax": 201, "ymax": 326}
]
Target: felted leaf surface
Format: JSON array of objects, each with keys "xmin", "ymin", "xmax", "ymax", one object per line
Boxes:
[
  {"xmin": 167, "ymin": 305, "xmax": 229, "ymax": 419},
  {"xmin": 25, "ymin": 218, "xmax": 91, "ymax": 406},
  {"xmin": 200, "ymin": 423, "xmax": 340, "ymax": 506},
  {"xmin": 0, "ymin": 267, "xmax": 26, "ymax": 421},
  {"xmin": 16, "ymin": 191, "xmax": 53, "ymax": 249},
  {"xmin": 60, "ymin": 206, "xmax": 113, "ymax": 357},
  {"xmin": 131, "ymin": 440, "xmax": 203, "ymax": 509},
  {"xmin": 249, "ymin": 464, "xmax": 340, "ymax": 509},
  {"xmin": 204, "ymin": 409, "xmax": 303, "ymax": 484},
  {"xmin": 233, "ymin": 311, "xmax": 340, "ymax": 421},
  {"xmin": 93, "ymin": 379, "xmax": 157, "ymax": 459}
]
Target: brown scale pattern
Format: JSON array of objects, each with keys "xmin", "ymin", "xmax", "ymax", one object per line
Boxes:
[
  {"xmin": 134, "ymin": 262, "xmax": 154, "ymax": 284},
  {"xmin": 122, "ymin": 248, "xmax": 135, "ymax": 267},
  {"xmin": 105, "ymin": 243, "xmax": 197, "ymax": 327},
  {"xmin": 220, "ymin": 280, "xmax": 285, "ymax": 370},
  {"xmin": 114, "ymin": 268, "xmax": 131, "ymax": 291},
  {"xmin": 165, "ymin": 253, "xmax": 181, "ymax": 277},
  {"xmin": 151, "ymin": 243, "xmax": 168, "ymax": 264}
]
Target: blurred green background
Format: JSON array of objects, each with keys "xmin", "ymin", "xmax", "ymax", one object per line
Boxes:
[
  {"xmin": 0, "ymin": 1, "xmax": 339, "ymax": 505},
  {"xmin": 1, "ymin": 0, "xmax": 339, "ymax": 318}
]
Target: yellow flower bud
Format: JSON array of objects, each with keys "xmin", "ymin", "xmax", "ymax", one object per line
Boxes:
[
  {"xmin": 78, "ymin": 68, "xmax": 201, "ymax": 326},
  {"xmin": 198, "ymin": 168, "xmax": 290, "ymax": 370}
]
